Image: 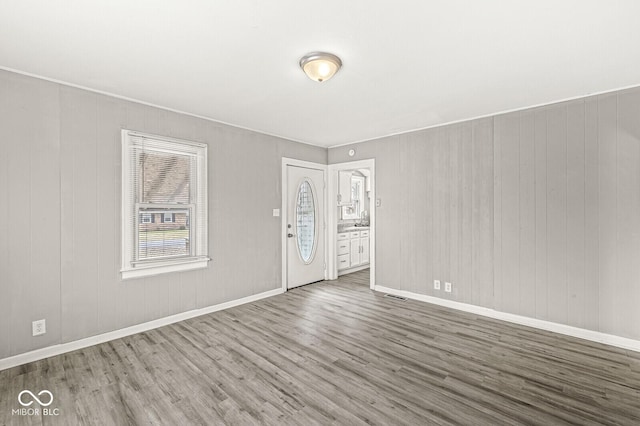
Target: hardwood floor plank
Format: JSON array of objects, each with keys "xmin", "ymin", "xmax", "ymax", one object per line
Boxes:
[{"xmin": 2, "ymin": 269, "xmax": 640, "ymax": 425}]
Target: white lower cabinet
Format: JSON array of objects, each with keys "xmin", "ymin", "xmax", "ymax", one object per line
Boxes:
[
  {"xmin": 337, "ymin": 229, "xmax": 370, "ymax": 271},
  {"xmin": 337, "ymin": 234, "xmax": 350, "ymax": 255},
  {"xmin": 350, "ymin": 238, "xmax": 361, "ymax": 266},
  {"xmin": 337, "ymin": 254, "xmax": 350, "ymax": 269},
  {"xmin": 361, "ymin": 236, "xmax": 370, "ymax": 264}
]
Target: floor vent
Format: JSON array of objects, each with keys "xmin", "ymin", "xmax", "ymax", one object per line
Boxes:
[{"xmin": 384, "ymin": 294, "xmax": 407, "ymax": 301}]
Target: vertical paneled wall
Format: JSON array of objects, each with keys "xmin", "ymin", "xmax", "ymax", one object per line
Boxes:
[
  {"xmin": 3, "ymin": 66, "xmax": 640, "ymax": 360},
  {"xmin": 329, "ymin": 87, "xmax": 640, "ymax": 341},
  {"xmin": 0, "ymin": 70, "xmax": 326, "ymax": 360},
  {"xmin": 616, "ymin": 90, "xmax": 640, "ymax": 338},
  {"xmin": 0, "ymin": 72, "xmax": 62, "ymax": 359},
  {"xmin": 494, "ymin": 92, "xmax": 640, "ymax": 338},
  {"xmin": 329, "ymin": 119, "xmax": 495, "ymax": 308}
]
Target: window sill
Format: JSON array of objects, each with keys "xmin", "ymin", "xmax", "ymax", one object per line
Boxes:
[{"xmin": 121, "ymin": 257, "xmax": 210, "ymax": 280}]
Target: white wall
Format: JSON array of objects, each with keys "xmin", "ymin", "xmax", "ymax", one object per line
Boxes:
[{"xmin": 0, "ymin": 70, "xmax": 326, "ymax": 360}]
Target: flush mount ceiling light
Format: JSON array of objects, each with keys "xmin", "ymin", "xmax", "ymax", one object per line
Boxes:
[{"xmin": 299, "ymin": 52, "xmax": 342, "ymax": 82}]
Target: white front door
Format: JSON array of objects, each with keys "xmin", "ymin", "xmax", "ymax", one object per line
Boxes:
[{"xmin": 286, "ymin": 165, "xmax": 325, "ymax": 289}]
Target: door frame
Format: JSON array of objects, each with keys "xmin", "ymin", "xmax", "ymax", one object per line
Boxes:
[
  {"xmin": 327, "ymin": 158, "xmax": 376, "ymax": 290},
  {"xmin": 281, "ymin": 158, "xmax": 328, "ymax": 292}
]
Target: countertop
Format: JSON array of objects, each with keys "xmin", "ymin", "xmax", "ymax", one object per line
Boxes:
[{"xmin": 339, "ymin": 226, "xmax": 369, "ymax": 232}]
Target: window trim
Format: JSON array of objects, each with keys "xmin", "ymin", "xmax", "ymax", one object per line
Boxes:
[{"xmin": 121, "ymin": 129, "xmax": 209, "ymax": 279}]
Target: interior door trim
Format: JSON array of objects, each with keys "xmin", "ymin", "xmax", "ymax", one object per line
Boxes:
[
  {"xmin": 327, "ymin": 159, "xmax": 376, "ymax": 290},
  {"xmin": 281, "ymin": 158, "xmax": 328, "ymax": 292}
]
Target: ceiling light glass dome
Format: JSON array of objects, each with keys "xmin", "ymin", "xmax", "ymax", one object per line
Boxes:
[{"xmin": 299, "ymin": 52, "xmax": 342, "ymax": 82}]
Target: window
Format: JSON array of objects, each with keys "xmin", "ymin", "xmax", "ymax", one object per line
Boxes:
[
  {"xmin": 342, "ymin": 175, "xmax": 365, "ymax": 220},
  {"xmin": 162, "ymin": 212, "xmax": 174, "ymax": 223},
  {"xmin": 121, "ymin": 130, "xmax": 209, "ymax": 279}
]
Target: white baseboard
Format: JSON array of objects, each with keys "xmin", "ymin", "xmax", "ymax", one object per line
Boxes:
[
  {"xmin": 0, "ymin": 287, "xmax": 284, "ymax": 371},
  {"xmin": 375, "ymin": 285, "xmax": 640, "ymax": 353}
]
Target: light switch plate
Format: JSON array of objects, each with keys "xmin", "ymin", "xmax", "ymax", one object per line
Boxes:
[{"xmin": 272, "ymin": 209, "xmax": 280, "ymax": 217}]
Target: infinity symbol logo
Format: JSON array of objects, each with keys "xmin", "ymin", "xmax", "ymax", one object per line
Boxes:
[{"xmin": 18, "ymin": 390, "xmax": 54, "ymax": 407}]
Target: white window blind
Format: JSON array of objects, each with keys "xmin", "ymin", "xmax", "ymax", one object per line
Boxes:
[{"xmin": 121, "ymin": 130, "xmax": 209, "ymax": 279}]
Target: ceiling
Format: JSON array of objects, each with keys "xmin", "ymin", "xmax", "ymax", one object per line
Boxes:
[{"xmin": 2, "ymin": 1, "xmax": 640, "ymax": 148}]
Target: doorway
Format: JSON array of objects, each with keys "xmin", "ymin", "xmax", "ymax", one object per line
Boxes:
[
  {"xmin": 328, "ymin": 159, "xmax": 375, "ymax": 290},
  {"xmin": 281, "ymin": 158, "xmax": 327, "ymax": 290}
]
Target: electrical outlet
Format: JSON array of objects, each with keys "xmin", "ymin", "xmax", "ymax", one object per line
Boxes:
[
  {"xmin": 445, "ymin": 282, "xmax": 452, "ymax": 293},
  {"xmin": 434, "ymin": 280, "xmax": 441, "ymax": 290},
  {"xmin": 32, "ymin": 319, "xmax": 46, "ymax": 336}
]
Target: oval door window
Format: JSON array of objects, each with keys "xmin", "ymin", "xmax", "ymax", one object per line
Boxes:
[{"xmin": 296, "ymin": 180, "xmax": 316, "ymax": 263}]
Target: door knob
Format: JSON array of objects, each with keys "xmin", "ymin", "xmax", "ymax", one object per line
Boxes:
[{"xmin": 287, "ymin": 233, "xmax": 295, "ymax": 238}]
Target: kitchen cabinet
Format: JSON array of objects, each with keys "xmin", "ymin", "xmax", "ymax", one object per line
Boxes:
[
  {"xmin": 337, "ymin": 232, "xmax": 350, "ymax": 270},
  {"xmin": 337, "ymin": 229, "xmax": 370, "ymax": 271},
  {"xmin": 361, "ymin": 235, "xmax": 370, "ymax": 264},
  {"xmin": 350, "ymin": 238, "xmax": 361, "ymax": 266}
]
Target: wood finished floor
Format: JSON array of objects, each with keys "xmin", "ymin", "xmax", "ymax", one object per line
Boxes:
[{"xmin": 2, "ymin": 269, "xmax": 640, "ymax": 425}]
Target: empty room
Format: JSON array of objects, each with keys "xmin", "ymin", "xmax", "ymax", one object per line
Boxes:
[{"xmin": 1, "ymin": 1, "xmax": 640, "ymax": 425}]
